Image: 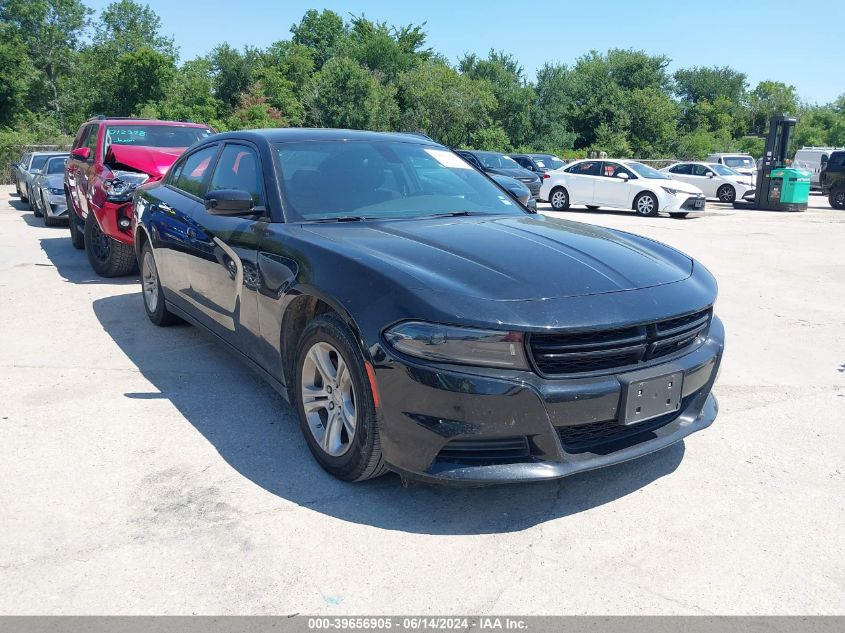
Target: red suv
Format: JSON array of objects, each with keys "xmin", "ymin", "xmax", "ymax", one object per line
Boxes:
[{"xmin": 65, "ymin": 117, "xmax": 213, "ymax": 276}]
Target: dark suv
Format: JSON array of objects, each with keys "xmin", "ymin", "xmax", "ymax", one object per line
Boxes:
[
  {"xmin": 820, "ymin": 150, "xmax": 845, "ymax": 209},
  {"xmin": 65, "ymin": 116, "xmax": 213, "ymax": 276}
]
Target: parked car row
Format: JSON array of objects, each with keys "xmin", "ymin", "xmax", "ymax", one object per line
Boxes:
[{"xmin": 7, "ymin": 119, "xmax": 724, "ymax": 486}]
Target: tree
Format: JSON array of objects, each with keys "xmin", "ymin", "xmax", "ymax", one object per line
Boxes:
[
  {"xmin": 625, "ymin": 88, "xmax": 678, "ymax": 156},
  {"xmin": 113, "ymin": 46, "xmax": 175, "ymax": 116},
  {"xmin": 0, "ymin": 27, "xmax": 31, "ymax": 126},
  {"xmin": 397, "ymin": 61, "xmax": 496, "ymax": 147},
  {"xmin": 208, "ymin": 44, "xmax": 260, "ymax": 110},
  {"xmin": 290, "ymin": 9, "xmax": 345, "ymax": 70},
  {"xmin": 340, "ymin": 14, "xmax": 431, "ymax": 83},
  {"xmin": 674, "ymin": 66, "xmax": 747, "ymax": 104},
  {"xmin": 0, "ymin": 0, "xmax": 90, "ymax": 127},
  {"xmin": 94, "ymin": 0, "xmax": 175, "ymax": 57},
  {"xmin": 303, "ymin": 57, "xmax": 397, "ymax": 130},
  {"xmin": 140, "ymin": 58, "xmax": 224, "ymax": 128},
  {"xmin": 749, "ymin": 81, "xmax": 798, "ymax": 134}
]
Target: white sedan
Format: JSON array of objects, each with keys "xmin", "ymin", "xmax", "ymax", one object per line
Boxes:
[
  {"xmin": 540, "ymin": 159, "xmax": 706, "ymax": 218},
  {"xmin": 660, "ymin": 161, "xmax": 755, "ymax": 203}
]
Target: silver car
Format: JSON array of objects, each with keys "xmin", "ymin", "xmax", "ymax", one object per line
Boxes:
[
  {"xmin": 31, "ymin": 154, "xmax": 69, "ymax": 226},
  {"xmin": 13, "ymin": 151, "xmax": 67, "ymax": 211}
]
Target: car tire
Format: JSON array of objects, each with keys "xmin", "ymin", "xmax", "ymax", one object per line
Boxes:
[
  {"xmin": 68, "ymin": 210, "xmax": 85, "ymax": 250},
  {"xmin": 26, "ymin": 186, "xmax": 34, "ymax": 212},
  {"xmin": 634, "ymin": 192, "xmax": 659, "ymax": 217},
  {"xmin": 670, "ymin": 212, "xmax": 689, "ymax": 219},
  {"xmin": 294, "ymin": 313, "xmax": 388, "ymax": 482},
  {"xmin": 549, "ymin": 187, "xmax": 570, "ymax": 211},
  {"xmin": 84, "ymin": 213, "xmax": 137, "ymax": 277},
  {"xmin": 43, "ymin": 192, "xmax": 58, "ymax": 226},
  {"xmin": 140, "ymin": 241, "xmax": 179, "ymax": 326},
  {"xmin": 32, "ymin": 189, "xmax": 43, "ymax": 217},
  {"xmin": 14, "ymin": 179, "xmax": 21, "ymax": 198},
  {"xmin": 20, "ymin": 184, "xmax": 28, "ymax": 202},
  {"xmin": 830, "ymin": 187, "xmax": 845, "ymax": 210},
  {"xmin": 717, "ymin": 184, "xmax": 736, "ymax": 203}
]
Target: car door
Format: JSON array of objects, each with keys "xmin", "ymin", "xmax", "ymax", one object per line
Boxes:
[
  {"xmin": 667, "ymin": 162, "xmax": 694, "ymax": 189},
  {"xmin": 596, "ymin": 161, "xmax": 636, "ymax": 208},
  {"xmin": 689, "ymin": 164, "xmax": 719, "ymax": 197},
  {"xmin": 148, "ymin": 143, "xmax": 221, "ymax": 309},
  {"xmin": 563, "ymin": 160, "xmax": 601, "ymax": 205},
  {"xmin": 183, "ymin": 142, "xmax": 267, "ymax": 355}
]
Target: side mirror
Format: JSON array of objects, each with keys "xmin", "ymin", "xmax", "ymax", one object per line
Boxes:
[
  {"xmin": 71, "ymin": 147, "xmax": 90, "ymax": 161},
  {"xmin": 30, "ymin": 169, "xmax": 41, "ymax": 176},
  {"xmin": 615, "ymin": 172, "xmax": 629, "ymax": 180},
  {"xmin": 10, "ymin": 163, "xmax": 17, "ymax": 169},
  {"xmin": 204, "ymin": 189, "xmax": 255, "ymax": 215},
  {"xmin": 708, "ymin": 172, "xmax": 715, "ymax": 178}
]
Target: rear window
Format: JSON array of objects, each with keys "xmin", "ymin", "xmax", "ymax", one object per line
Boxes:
[{"xmin": 723, "ymin": 156, "xmax": 755, "ymax": 169}]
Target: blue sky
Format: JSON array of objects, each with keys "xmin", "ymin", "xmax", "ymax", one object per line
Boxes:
[{"xmin": 87, "ymin": 0, "xmax": 842, "ymax": 104}]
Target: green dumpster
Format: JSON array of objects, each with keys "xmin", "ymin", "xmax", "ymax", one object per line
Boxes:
[{"xmin": 766, "ymin": 168, "xmax": 811, "ymax": 211}]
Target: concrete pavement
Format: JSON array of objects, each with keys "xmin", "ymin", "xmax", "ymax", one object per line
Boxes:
[{"xmin": 0, "ymin": 187, "xmax": 842, "ymax": 615}]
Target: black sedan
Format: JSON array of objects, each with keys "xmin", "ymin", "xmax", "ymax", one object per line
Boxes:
[
  {"xmin": 456, "ymin": 150, "xmax": 542, "ymax": 198},
  {"xmin": 133, "ymin": 129, "xmax": 724, "ymax": 485}
]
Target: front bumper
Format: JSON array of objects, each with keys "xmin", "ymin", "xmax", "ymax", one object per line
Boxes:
[
  {"xmin": 44, "ymin": 194, "xmax": 68, "ymax": 218},
  {"xmin": 375, "ymin": 316, "xmax": 724, "ymax": 485}
]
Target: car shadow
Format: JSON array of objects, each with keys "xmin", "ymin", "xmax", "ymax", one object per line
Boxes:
[
  {"xmin": 8, "ymin": 197, "xmax": 30, "ymax": 212},
  {"xmin": 543, "ymin": 206, "xmax": 704, "ymax": 219},
  {"xmin": 39, "ymin": 236, "xmax": 138, "ymax": 285},
  {"xmin": 91, "ymin": 292, "xmax": 686, "ymax": 535}
]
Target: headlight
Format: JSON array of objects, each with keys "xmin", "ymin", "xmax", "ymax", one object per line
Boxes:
[
  {"xmin": 661, "ymin": 186, "xmax": 683, "ymax": 196},
  {"xmin": 384, "ymin": 321, "xmax": 530, "ymax": 369},
  {"xmin": 47, "ymin": 187, "xmax": 64, "ymax": 196},
  {"xmin": 103, "ymin": 171, "xmax": 149, "ymax": 198}
]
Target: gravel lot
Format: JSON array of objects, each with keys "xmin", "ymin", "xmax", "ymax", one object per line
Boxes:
[{"xmin": 0, "ymin": 186, "xmax": 843, "ymax": 615}]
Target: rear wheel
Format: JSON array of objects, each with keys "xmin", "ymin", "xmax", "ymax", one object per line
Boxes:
[
  {"xmin": 549, "ymin": 187, "xmax": 570, "ymax": 211},
  {"xmin": 140, "ymin": 241, "xmax": 178, "ymax": 326},
  {"xmin": 26, "ymin": 186, "xmax": 34, "ymax": 211},
  {"xmin": 19, "ymin": 183, "xmax": 28, "ymax": 201},
  {"xmin": 84, "ymin": 213, "xmax": 137, "ymax": 277},
  {"xmin": 294, "ymin": 314, "xmax": 388, "ymax": 482},
  {"xmin": 830, "ymin": 187, "xmax": 845, "ymax": 210},
  {"xmin": 717, "ymin": 184, "xmax": 736, "ymax": 203},
  {"xmin": 68, "ymin": 211, "xmax": 84, "ymax": 249},
  {"xmin": 634, "ymin": 192, "xmax": 659, "ymax": 217}
]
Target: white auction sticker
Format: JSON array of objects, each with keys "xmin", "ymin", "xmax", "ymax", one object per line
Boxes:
[{"xmin": 424, "ymin": 148, "xmax": 472, "ymax": 169}]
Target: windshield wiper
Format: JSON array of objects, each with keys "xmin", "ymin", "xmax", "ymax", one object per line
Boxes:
[
  {"xmin": 311, "ymin": 215, "xmax": 369, "ymax": 223},
  {"xmin": 422, "ymin": 211, "xmax": 475, "ymax": 218}
]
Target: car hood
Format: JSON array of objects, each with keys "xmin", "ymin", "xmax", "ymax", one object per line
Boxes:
[
  {"xmin": 105, "ymin": 144, "xmax": 185, "ymax": 177},
  {"xmin": 40, "ymin": 174, "xmax": 64, "ymax": 188},
  {"xmin": 302, "ymin": 214, "xmax": 692, "ymax": 301}
]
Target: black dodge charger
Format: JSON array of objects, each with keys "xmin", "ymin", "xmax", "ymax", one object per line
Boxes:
[{"xmin": 133, "ymin": 128, "xmax": 724, "ymax": 485}]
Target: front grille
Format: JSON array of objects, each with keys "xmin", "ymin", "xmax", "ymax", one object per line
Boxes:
[
  {"xmin": 437, "ymin": 436, "xmax": 530, "ymax": 464},
  {"xmin": 557, "ymin": 396, "xmax": 691, "ymax": 454},
  {"xmin": 529, "ymin": 308, "xmax": 711, "ymax": 376}
]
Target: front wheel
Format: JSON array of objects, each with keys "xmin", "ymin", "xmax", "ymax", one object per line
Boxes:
[
  {"xmin": 549, "ymin": 187, "xmax": 570, "ymax": 211},
  {"xmin": 294, "ymin": 314, "xmax": 388, "ymax": 482},
  {"xmin": 32, "ymin": 189, "xmax": 43, "ymax": 217},
  {"xmin": 830, "ymin": 187, "xmax": 845, "ymax": 210},
  {"xmin": 717, "ymin": 184, "xmax": 736, "ymax": 203},
  {"xmin": 26, "ymin": 186, "xmax": 34, "ymax": 211},
  {"xmin": 140, "ymin": 241, "xmax": 179, "ymax": 326},
  {"xmin": 68, "ymin": 209, "xmax": 84, "ymax": 249},
  {"xmin": 634, "ymin": 192, "xmax": 659, "ymax": 217},
  {"xmin": 84, "ymin": 213, "xmax": 137, "ymax": 277},
  {"xmin": 43, "ymin": 192, "xmax": 59, "ymax": 226}
]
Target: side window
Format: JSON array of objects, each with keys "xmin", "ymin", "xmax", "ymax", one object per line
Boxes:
[
  {"xmin": 172, "ymin": 145, "xmax": 218, "ymax": 198},
  {"xmin": 84, "ymin": 125, "xmax": 99, "ymax": 156},
  {"xmin": 566, "ymin": 161, "xmax": 601, "ymax": 176},
  {"xmin": 691, "ymin": 164, "xmax": 710, "ymax": 177},
  {"xmin": 602, "ymin": 162, "xmax": 623, "ymax": 177},
  {"xmin": 72, "ymin": 126, "xmax": 88, "ymax": 150},
  {"xmin": 512, "ymin": 156, "xmax": 531, "ymax": 169},
  {"xmin": 670, "ymin": 164, "xmax": 691, "ymax": 175},
  {"xmin": 209, "ymin": 144, "xmax": 265, "ymax": 207}
]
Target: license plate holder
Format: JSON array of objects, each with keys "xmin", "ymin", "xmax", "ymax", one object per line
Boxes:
[
  {"xmin": 621, "ymin": 371, "xmax": 684, "ymax": 425},
  {"xmin": 694, "ymin": 198, "xmax": 705, "ymax": 209}
]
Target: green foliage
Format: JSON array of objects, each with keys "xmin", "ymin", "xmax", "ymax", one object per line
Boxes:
[
  {"xmin": 290, "ymin": 9, "xmax": 344, "ymax": 69},
  {"xmin": 3, "ymin": 1, "xmax": 845, "ymax": 176},
  {"xmin": 303, "ymin": 57, "xmax": 398, "ymax": 130},
  {"xmin": 397, "ymin": 61, "xmax": 496, "ymax": 147}
]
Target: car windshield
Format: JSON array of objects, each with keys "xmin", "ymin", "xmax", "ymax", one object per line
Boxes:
[
  {"xmin": 533, "ymin": 155, "xmax": 565, "ymax": 170},
  {"xmin": 276, "ymin": 140, "xmax": 528, "ymax": 221},
  {"xmin": 627, "ymin": 161, "xmax": 670, "ymax": 180},
  {"xmin": 710, "ymin": 164, "xmax": 739, "ymax": 176},
  {"xmin": 476, "ymin": 152, "xmax": 521, "ymax": 170},
  {"xmin": 723, "ymin": 156, "xmax": 755, "ymax": 169},
  {"xmin": 45, "ymin": 157, "xmax": 67, "ymax": 175},
  {"xmin": 104, "ymin": 125, "xmax": 213, "ymax": 152},
  {"xmin": 30, "ymin": 155, "xmax": 50, "ymax": 171}
]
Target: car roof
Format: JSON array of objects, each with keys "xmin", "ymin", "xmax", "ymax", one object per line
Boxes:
[
  {"xmin": 86, "ymin": 117, "xmax": 211, "ymax": 128},
  {"xmin": 30, "ymin": 151, "xmax": 67, "ymax": 157},
  {"xmin": 205, "ymin": 128, "xmax": 443, "ymax": 146}
]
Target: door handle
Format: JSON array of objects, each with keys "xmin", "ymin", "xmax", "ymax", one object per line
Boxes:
[
  {"xmin": 157, "ymin": 202, "xmax": 172, "ymax": 213},
  {"xmin": 186, "ymin": 227, "xmax": 196, "ymax": 238}
]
